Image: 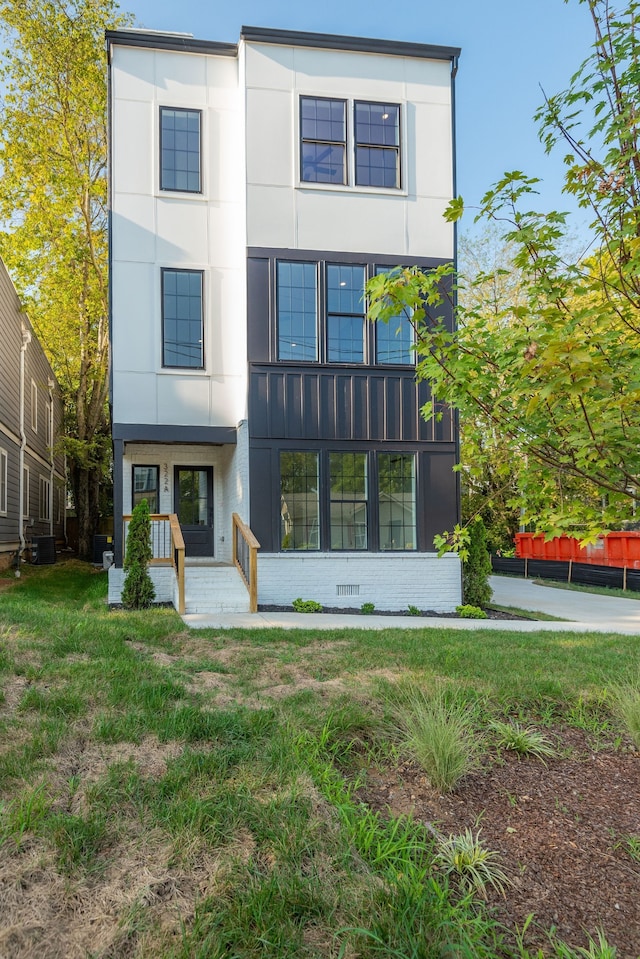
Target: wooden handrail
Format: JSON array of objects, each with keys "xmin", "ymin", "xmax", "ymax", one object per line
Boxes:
[
  {"xmin": 232, "ymin": 513, "xmax": 261, "ymax": 613},
  {"xmin": 169, "ymin": 513, "xmax": 185, "ymax": 615}
]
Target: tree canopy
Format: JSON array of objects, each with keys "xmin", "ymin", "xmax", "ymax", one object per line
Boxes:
[
  {"xmin": 0, "ymin": 0, "xmax": 129, "ymax": 558},
  {"xmin": 368, "ymin": 0, "xmax": 640, "ymax": 548}
]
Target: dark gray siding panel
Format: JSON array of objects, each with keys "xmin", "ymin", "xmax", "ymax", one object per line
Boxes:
[
  {"xmin": 247, "ymin": 257, "xmax": 271, "ymax": 364},
  {"xmin": 249, "ymin": 367, "xmax": 443, "ymax": 443},
  {"xmin": 420, "ymin": 451, "xmax": 458, "ymax": 547},
  {"xmin": 249, "ymin": 447, "xmax": 275, "ymax": 550}
]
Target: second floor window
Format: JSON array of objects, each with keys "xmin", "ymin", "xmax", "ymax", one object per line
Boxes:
[
  {"xmin": 31, "ymin": 381, "xmax": 37, "ymax": 433},
  {"xmin": 160, "ymin": 107, "xmax": 202, "ymax": 193},
  {"xmin": 326, "ymin": 264, "xmax": 366, "ymax": 363},
  {"xmin": 161, "ymin": 269, "xmax": 204, "ymax": 369},
  {"xmin": 277, "ymin": 261, "xmax": 318, "ymax": 361}
]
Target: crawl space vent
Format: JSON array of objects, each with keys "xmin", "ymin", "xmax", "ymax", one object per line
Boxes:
[{"xmin": 336, "ymin": 584, "xmax": 360, "ymax": 596}]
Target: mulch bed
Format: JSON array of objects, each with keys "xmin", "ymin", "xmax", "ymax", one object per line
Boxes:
[
  {"xmin": 259, "ymin": 605, "xmax": 530, "ymax": 620},
  {"xmin": 357, "ymin": 727, "xmax": 640, "ymax": 956}
]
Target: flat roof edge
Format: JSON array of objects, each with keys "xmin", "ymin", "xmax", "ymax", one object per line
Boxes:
[
  {"xmin": 240, "ymin": 25, "xmax": 460, "ymax": 60},
  {"xmin": 105, "ymin": 27, "xmax": 460, "ymax": 62},
  {"xmin": 105, "ymin": 29, "xmax": 237, "ymax": 56}
]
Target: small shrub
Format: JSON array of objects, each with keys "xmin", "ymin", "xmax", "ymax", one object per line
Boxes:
[
  {"xmin": 435, "ymin": 827, "xmax": 510, "ymax": 897},
  {"xmin": 122, "ymin": 499, "xmax": 155, "ymax": 610},
  {"xmin": 292, "ymin": 597, "xmax": 323, "ymax": 613},
  {"xmin": 462, "ymin": 518, "xmax": 492, "ymax": 608},
  {"xmin": 489, "ymin": 719, "xmax": 556, "ymax": 763},
  {"xmin": 609, "ymin": 676, "xmax": 640, "ymax": 748},
  {"xmin": 407, "ymin": 604, "xmax": 421, "ymax": 616},
  {"xmin": 456, "ymin": 604, "xmax": 487, "ymax": 619},
  {"xmin": 360, "ymin": 602, "xmax": 375, "ymax": 614},
  {"xmin": 393, "ymin": 687, "xmax": 478, "ymax": 792}
]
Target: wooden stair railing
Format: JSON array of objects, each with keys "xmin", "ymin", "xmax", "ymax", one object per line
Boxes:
[{"xmin": 232, "ymin": 513, "xmax": 261, "ymax": 613}]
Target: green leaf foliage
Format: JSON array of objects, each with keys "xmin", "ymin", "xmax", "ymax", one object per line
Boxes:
[
  {"xmin": 367, "ymin": 1, "xmax": 640, "ymax": 542},
  {"xmin": 0, "ymin": 0, "xmax": 131, "ymax": 557}
]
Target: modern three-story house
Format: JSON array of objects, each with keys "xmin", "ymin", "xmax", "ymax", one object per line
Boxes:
[{"xmin": 107, "ymin": 25, "xmax": 462, "ymax": 613}]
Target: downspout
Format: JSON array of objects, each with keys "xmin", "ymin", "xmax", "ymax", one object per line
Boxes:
[
  {"xmin": 48, "ymin": 378, "xmax": 55, "ymax": 536},
  {"xmin": 18, "ymin": 326, "xmax": 31, "ymax": 558}
]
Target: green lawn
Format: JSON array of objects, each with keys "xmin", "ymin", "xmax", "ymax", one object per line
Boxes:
[{"xmin": 0, "ymin": 561, "xmax": 636, "ymax": 958}]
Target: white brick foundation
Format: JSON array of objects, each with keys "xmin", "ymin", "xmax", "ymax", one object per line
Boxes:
[{"xmin": 257, "ymin": 553, "xmax": 461, "ymax": 613}]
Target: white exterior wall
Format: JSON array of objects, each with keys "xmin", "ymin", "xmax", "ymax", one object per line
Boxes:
[
  {"xmin": 258, "ymin": 553, "xmax": 461, "ymax": 612},
  {"xmin": 121, "ymin": 439, "xmax": 250, "ymax": 564},
  {"xmin": 110, "ymin": 45, "xmax": 247, "ymax": 429},
  {"xmin": 243, "ymin": 42, "xmax": 454, "ymax": 258}
]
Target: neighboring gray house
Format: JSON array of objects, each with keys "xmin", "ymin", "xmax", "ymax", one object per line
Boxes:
[{"xmin": 0, "ymin": 257, "xmax": 66, "ymax": 568}]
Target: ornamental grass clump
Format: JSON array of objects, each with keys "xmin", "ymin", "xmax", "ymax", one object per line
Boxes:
[
  {"xmin": 609, "ymin": 676, "xmax": 640, "ymax": 748},
  {"xmin": 394, "ymin": 687, "xmax": 478, "ymax": 793},
  {"xmin": 122, "ymin": 499, "xmax": 155, "ymax": 610},
  {"xmin": 489, "ymin": 719, "xmax": 556, "ymax": 763},
  {"xmin": 435, "ymin": 827, "xmax": 510, "ymax": 897}
]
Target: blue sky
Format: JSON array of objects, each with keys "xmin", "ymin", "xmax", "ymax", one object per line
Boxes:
[{"xmin": 123, "ymin": 0, "xmax": 595, "ymax": 233}]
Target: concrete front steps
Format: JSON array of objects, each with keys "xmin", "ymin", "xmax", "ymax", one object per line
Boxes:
[{"xmin": 183, "ymin": 563, "xmax": 251, "ymax": 614}]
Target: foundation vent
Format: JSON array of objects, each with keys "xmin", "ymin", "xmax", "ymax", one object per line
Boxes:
[{"xmin": 336, "ymin": 584, "xmax": 360, "ymax": 596}]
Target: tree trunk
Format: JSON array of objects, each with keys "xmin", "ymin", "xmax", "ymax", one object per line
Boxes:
[{"xmin": 69, "ymin": 461, "xmax": 102, "ymax": 561}]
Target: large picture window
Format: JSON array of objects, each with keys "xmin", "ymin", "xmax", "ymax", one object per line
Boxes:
[
  {"xmin": 330, "ymin": 453, "xmax": 368, "ymax": 550},
  {"xmin": 378, "ymin": 453, "xmax": 416, "ymax": 550},
  {"xmin": 327, "ymin": 264, "xmax": 366, "ymax": 363},
  {"xmin": 132, "ymin": 466, "xmax": 159, "ymax": 514},
  {"xmin": 160, "ymin": 107, "xmax": 202, "ymax": 193},
  {"xmin": 300, "ymin": 97, "xmax": 346, "ymax": 185},
  {"xmin": 280, "ymin": 452, "xmax": 319, "ymax": 550},
  {"xmin": 162, "ymin": 269, "xmax": 204, "ymax": 369},
  {"xmin": 277, "ymin": 261, "xmax": 317, "ymax": 361},
  {"xmin": 355, "ymin": 101, "xmax": 401, "ymax": 188}
]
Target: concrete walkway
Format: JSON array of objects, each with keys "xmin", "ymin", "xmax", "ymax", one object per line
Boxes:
[{"xmin": 181, "ymin": 575, "xmax": 640, "ymax": 634}]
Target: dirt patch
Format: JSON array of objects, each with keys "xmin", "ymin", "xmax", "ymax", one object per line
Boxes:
[{"xmin": 357, "ymin": 727, "xmax": 640, "ymax": 957}]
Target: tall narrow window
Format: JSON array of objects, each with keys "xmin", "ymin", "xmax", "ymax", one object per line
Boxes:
[
  {"xmin": 300, "ymin": 97, "xmax": 346, "ymax": 185},
  {"xmin": 39, "ymin": 476, "xmax": 51, "ymax": 522},
  {"xmin": 45, "ymin": 399, "xmax": 52, "ymax": 447},
  {"xmin": 378, "ymin": 453, "xmax": 416, "ymax": 550},
  {"xmin": 330, "ymin": 452, "xmax": 368, "ymax": 550},
  {"xmin": 280, "ymin": 452, "xmax": 319, "ymax": 550},
  {"xmin": 277, "ymin": 261, "xmax": 317, "ymax": 361},
  {"xmin": 355, "ymin": 102, "xmax": 401, "ymax": 188},
  {"xmin": 162, "ymin": 269, "xmax": 204, "ymax": 369},
  {"xmin": 132, "ymin": 466, "xmax": 159, "ymax": 514},
  {"xmin": 23, "ymin": 466, "xmax": 29, "ymax": 518},
  {"xmin": 375, "ymin": 267, "xmax": 414, "ymax": 364},
  {"xmin": 31, "ymin": 381, "xmax": 38, "ymax": 433},
  {"xmin": 0, "ymin": 449, "xmax": 7, "ymax": 514},
  {"xmin": 327, "ymin": 264, "xmax": 366, "ymax": 363},
  {"xmin": 160, "ymin": 107, "xmax": 202, "ymax": 193}
]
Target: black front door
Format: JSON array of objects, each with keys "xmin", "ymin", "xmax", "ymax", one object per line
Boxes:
[{"xmin": 174, "ymin": 467, "xmax": 214, "ymax": 557}]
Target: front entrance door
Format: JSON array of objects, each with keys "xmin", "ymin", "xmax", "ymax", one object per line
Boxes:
[{"xmin": 174, "ymin": 467, "xmax": 214, "ymax": 557}]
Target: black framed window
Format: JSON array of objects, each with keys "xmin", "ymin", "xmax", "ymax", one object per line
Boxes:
[
  {"xmin": 355, "ymin": 101, "xmax": 401, "ymax": 189},
  {"xmin": 300, "ymin": 96, "xmax": 346, "ymax": 185},
  {"xmin": 330, "ymin": 452, "xmax": 368, "ymax": 550},
  {"xmin": 133, "ymin": 466, "xmax": 159, "ymax": 514},
  {"xmin": 161, "ymin": 269, "xmax": 204, "ymax": 369},
  {"xmin": 160, "ymin": 107, "xmax": 202, "ymax": 193},
  {"xmin": 327, "ymin": 264, "xmax": 366, "ymax": 363},
  {"xmin": 277, "ymin": 261, "xmax": 318, "ymax": 361},
  {"xmin": 375, "ymin": 267, "xmax": 414, "ymax": 364},
  {"xmin": 378, "ymin": 453, "xmax": 416, "ymax": 550},
  {"xmin": 280, "ymin": 452, "xmax": 319, "ymax": 550}
]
